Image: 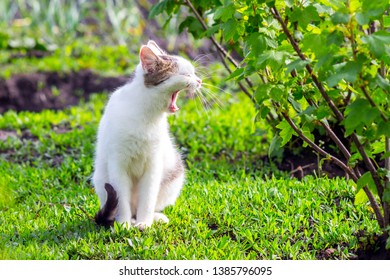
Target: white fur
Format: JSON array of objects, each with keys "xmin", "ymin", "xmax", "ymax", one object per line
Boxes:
[{"xmin": 92, "ymin": 42, "xmax": 201, "ymax": 229}]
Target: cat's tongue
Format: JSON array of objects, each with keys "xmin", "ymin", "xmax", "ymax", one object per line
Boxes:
[{"xmin": 169, "ymin": 91, "xmax": 179, "ymax": 113}]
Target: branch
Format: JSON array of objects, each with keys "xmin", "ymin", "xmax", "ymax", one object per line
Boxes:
[
  {"xmin": 363, "ymin": 186, "xmax": 385, "ymax": 228},
  {"xmin": 270, "ymin": 5, "xmax": 385, "ymax": 203},
  {"xmin": 282, "ymin": 112, "xmax": 357, "ymax": 180},
  {"xmin": 184, "ymin": 0, "xmax": 238, "ymax": 67},
  {"xmin": 282, "ymin": 112, "xmax": 385, "ymax": 227},
  {"xmin": 290, "ymin": 71, "xmax": 352, "ymax": 161},
  {"xmin": 184, "ymin": 0, "xmax": 255, "ymax": 101},
  {"xmin": 270, "ymin": 7, "xmax": 344, "ymax": 121},
  {"xmin": 385, "ymin": 138, "xmax": 390, "ymax": 228}
]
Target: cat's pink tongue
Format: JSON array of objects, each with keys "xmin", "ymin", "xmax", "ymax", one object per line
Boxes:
[{"xmin": 169, "ymin": 91, "xmax": 179, "ymax": 113}]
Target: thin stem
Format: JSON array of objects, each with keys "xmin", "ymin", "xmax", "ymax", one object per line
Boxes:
[
  {"xmin": 319, "ymin": 120, "xmax": 351, "ymax": 160},
  {"xmin": 213, "ymin": 47, "xmax": 254, "ymax": 101},
  {"xmin": 282, "ymin": 112, "xmax": 385, "ymax": 227},
  {"xmin": 271, "ymin": 5, "xmax": 385, "ymax": 207},
  {"xmin": 184, "ymin": 0, "xmax": 237, "ymax": 67},
  {"xmin": 270, "ymin": 7, "xmax": 344, "ymax": 121},
  {"xmin": 184, "ymin": 0, "xmax": 255, "ymax": 101},
  {"xmin": 363, "ymin": 186, "xmax": 385, "ymax": 228},
  {"xmin": 282, "ymin": 112, "xmax": 356, "ymax": 180},
  {"xmin": 302, "ymin": 94, "xmax": 352, "ymax": 162},
  {"xmin": 385, "ymin": 138, "xmax": 390, "ymax": 229}
]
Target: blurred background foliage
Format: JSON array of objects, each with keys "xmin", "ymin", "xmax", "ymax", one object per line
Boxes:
[{"xmin": 0, "ymin": 0, "xmax": 214, "ymax": 78}]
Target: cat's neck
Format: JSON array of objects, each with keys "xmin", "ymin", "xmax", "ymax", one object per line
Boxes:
[{"xmin": 122, "ymin": 65, "xmax": 169, "ymax": 123}]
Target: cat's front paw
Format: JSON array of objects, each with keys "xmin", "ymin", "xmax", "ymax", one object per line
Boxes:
[
  {"xmin": 116, "ymin": 215, "xmax": 132, "ymax": 229},
  {"xmin": 154, "ymin": 212, "xmax": 169, "ymax": 224},
  {"xmin": 135, "ymin": 222, "xmax": 152, "ymax": 231}
]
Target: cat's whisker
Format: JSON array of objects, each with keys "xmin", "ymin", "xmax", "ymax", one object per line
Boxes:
[
  {"xmin": 202, "ymin": 82, "xmax": 231, "ymax": 96},
  {"xmin": 194, "ymin": 87, "xmax": 223, "ymax": 112},
  {"xmin": 197, "ymin": 83, "xmax": 226, "ymax": 107},
  {"xmin": 193, "ymin": 53, "xmax": 213, "ymax": 65},
  {"xmin": 195, "ymin": 89, "xmax": 211, "ymax": 112},
  {"xmin": 193, "ymin": 90, "xmax": 211, "ymax": 117},
  {"xmin": 195, "ymin": 67, "xmax": 211, "ymax": 79},
  {"xmin": 199, "ymin": 88, "xmax": 224, "ymax": 110},
  {"xmin": 193, "ymin": 89, "xmax": 203, "ymax": 116}
]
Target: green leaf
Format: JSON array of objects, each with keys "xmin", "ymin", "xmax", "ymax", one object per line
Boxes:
[
  {"xmin": 288, "ymin": 95, "xmax": 302, "ymax": 113},
  {"xmin": 255, "ymin": 84, "xmax": 270, "ymax": 103},
  {"xmin": 302, "ymin": 33, "xmax": 326, "ymax": 57},
  {"xmin": 226, "ymin": 67, "xmax": 244, "ymax": 81},
  {"xmin": 149, "ymin": 0, "xmax": 174, "ymax": 18},
  {"xmin": 178, "ymin": 16, "xmax": 204, "ymax": 38},
  {"xmin": 354, "ymin": 188, "xmax": 369, "ymax": 205},
  {"xmin": 326, "ymin": 30, "xmax": 344, "ymax": 47},
  {"xmin": 268, "ymin": 134, "xmax": 282, "ymax": 158},
  {"xmin": 331, "ymin": 12, "xmax": 350, "ymax": 24},
  {"xmin": 356, "ymin": 12, "xmax": 370, "ymax": 25},
  {"xmin": 381, "ymin": 151, "xmax": 390, "ymax": 161},
  {"xmin": 285, "ymin": 59, "xmax": 310, "ymax": 75},
  {"xmin": 246, "ymin": 32, "xmax": 267, "ymax": 56},
  {"xmin": 214, "ymin": 4, "xmax": 236, "ymax": 22},
  {"xmin": 356, "ymin": 0, "xmax": 390, "ymax": 25},
  {"xmin": 0, "ymin": 32, "xmax": 9, "ymax": 49},
  {"xmin": 223, "ymin": 19, "xmax": 242, "ymax": 41},
  {"xmin": 257, "ymin": 50, "xmax": 289, "ymax": 71},
  {"xmin": 357, "ymin": 171, "xmax": 376, "ymax": 194},
  {"xmin": 259, "ymin": 105, "xmax": 270, "ymax": 120},
  {"xmin": 291, "ymin": 5, "xmax": 320, "ymax": 28},
  {"xmin": 375, "ymin": 74, "xmax": 390, "ymax": 92},
  {"xmin": 276, "ymin": 119, "xmax": 297, "ymax": 146},
  {"xmin": 326, "ymin": 61, "xmax": 363, "ymax": 87},
  {"xmin": 314, "ymin": 105, "xmax": 331, "ymax": 120},
  {"xmin": 384, "ymin": 15, "xmax": 390, "ymax": 28},
  {"xmin": 377, "ymin": 120, "xmax": 390, "ymax": 138},
  {"xmin": 302, "ymin": 5, "xmax": 320, "ymax": 22},
  {"xmin": 205, "ymin": 24, "xmax": 222, "ymax": 37},
  {"xmin": 362, "ymin": 31, "xmax": 390, "ymax": 62},
  {"xmin": 301, "ymin": 126, "xmax": 314, "ymax": 147},
  {"xmin": 383, "ymin": 188, "xmax": 390, "ymax": 203},
  {"xmin": 264, "ymin": 36, "xmax": 278, "ymax": 49},
  {"xmin": 269, "ymin": 85, "xmax": 287, "ymax": 103},
  {"xmin": 364, "ymin": 30, "xmax": 390, "ymax": 44},
  {"xmin": 344, "ymin": 99, "xmax": 380, "ymax": 136},
  {"xmin": 348, "ymin": 152, "xmax": 362, "ymax": 168}
]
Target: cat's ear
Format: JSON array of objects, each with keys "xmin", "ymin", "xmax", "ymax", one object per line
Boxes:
[
  {"xmin": 147, "ymin": 40, "xmax": 166, "ymax": 56},
  {"xmin": 140, "ymin": 46, "xmax": 160, "ymax": 73}
]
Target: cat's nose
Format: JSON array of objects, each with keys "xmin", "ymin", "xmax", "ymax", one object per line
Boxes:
[{"xmin": 196, "ymin": 78, "xmax": 202, "ymax": 87}]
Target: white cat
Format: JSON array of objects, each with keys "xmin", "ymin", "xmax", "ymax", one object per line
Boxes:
[{"xmin": 92, "ymin": 41, "xmax": 201, "ymax": 230}]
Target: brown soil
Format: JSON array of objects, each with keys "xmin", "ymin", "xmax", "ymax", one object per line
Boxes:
[{"xmin": 0, "ymin": 70, "xmax": 128, "ymax": 113}]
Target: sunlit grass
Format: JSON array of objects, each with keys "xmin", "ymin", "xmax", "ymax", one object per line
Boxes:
[{"xmin": 0, "ymin": 90, "xmax": 380, "ymax": 259}]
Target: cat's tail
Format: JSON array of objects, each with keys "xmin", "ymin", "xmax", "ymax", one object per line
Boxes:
[{"xmin": 95, "ymin": 183, "xmax": 119, "ymax": 228}]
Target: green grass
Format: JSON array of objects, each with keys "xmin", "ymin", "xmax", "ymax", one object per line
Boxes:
[
  {"xmin": 0, "ymin": 39, "xmax": 138, "ymax": 79},
  {"xmin": 0, "ymin": 89, "xmax": 381, "ymax": 259}
]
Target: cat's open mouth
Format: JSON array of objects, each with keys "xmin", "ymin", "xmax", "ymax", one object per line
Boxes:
[{"xmin": 169, "ymin": 90, "xmax": 180, "ymax": 113}]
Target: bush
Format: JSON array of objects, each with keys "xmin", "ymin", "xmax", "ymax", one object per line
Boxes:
[{"xmin": 151, "ymin": 0, "xmax": 390, "ymax": 243}]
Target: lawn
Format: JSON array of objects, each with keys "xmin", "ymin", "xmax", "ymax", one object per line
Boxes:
[
  {"xmin": 0, "ymin": 0, "xmax": 385, "ymax": 260},
  {"xmin": 0, "ymin": 88, "xmax": 380, "ymax": 259}
]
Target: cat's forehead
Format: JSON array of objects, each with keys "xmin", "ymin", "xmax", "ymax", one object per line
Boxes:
[{"xmin": 174, "ymin": 56, "xmax": 195, "ymax": 73}]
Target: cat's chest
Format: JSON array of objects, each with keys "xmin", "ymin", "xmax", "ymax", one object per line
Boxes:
[
  {"xmin": 121, "ymin": 135, "xmax": 160, "ymax": 178},
  {"xmin": 120, "ymin": 126, "xmax": 159, "ymax": 151}
]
